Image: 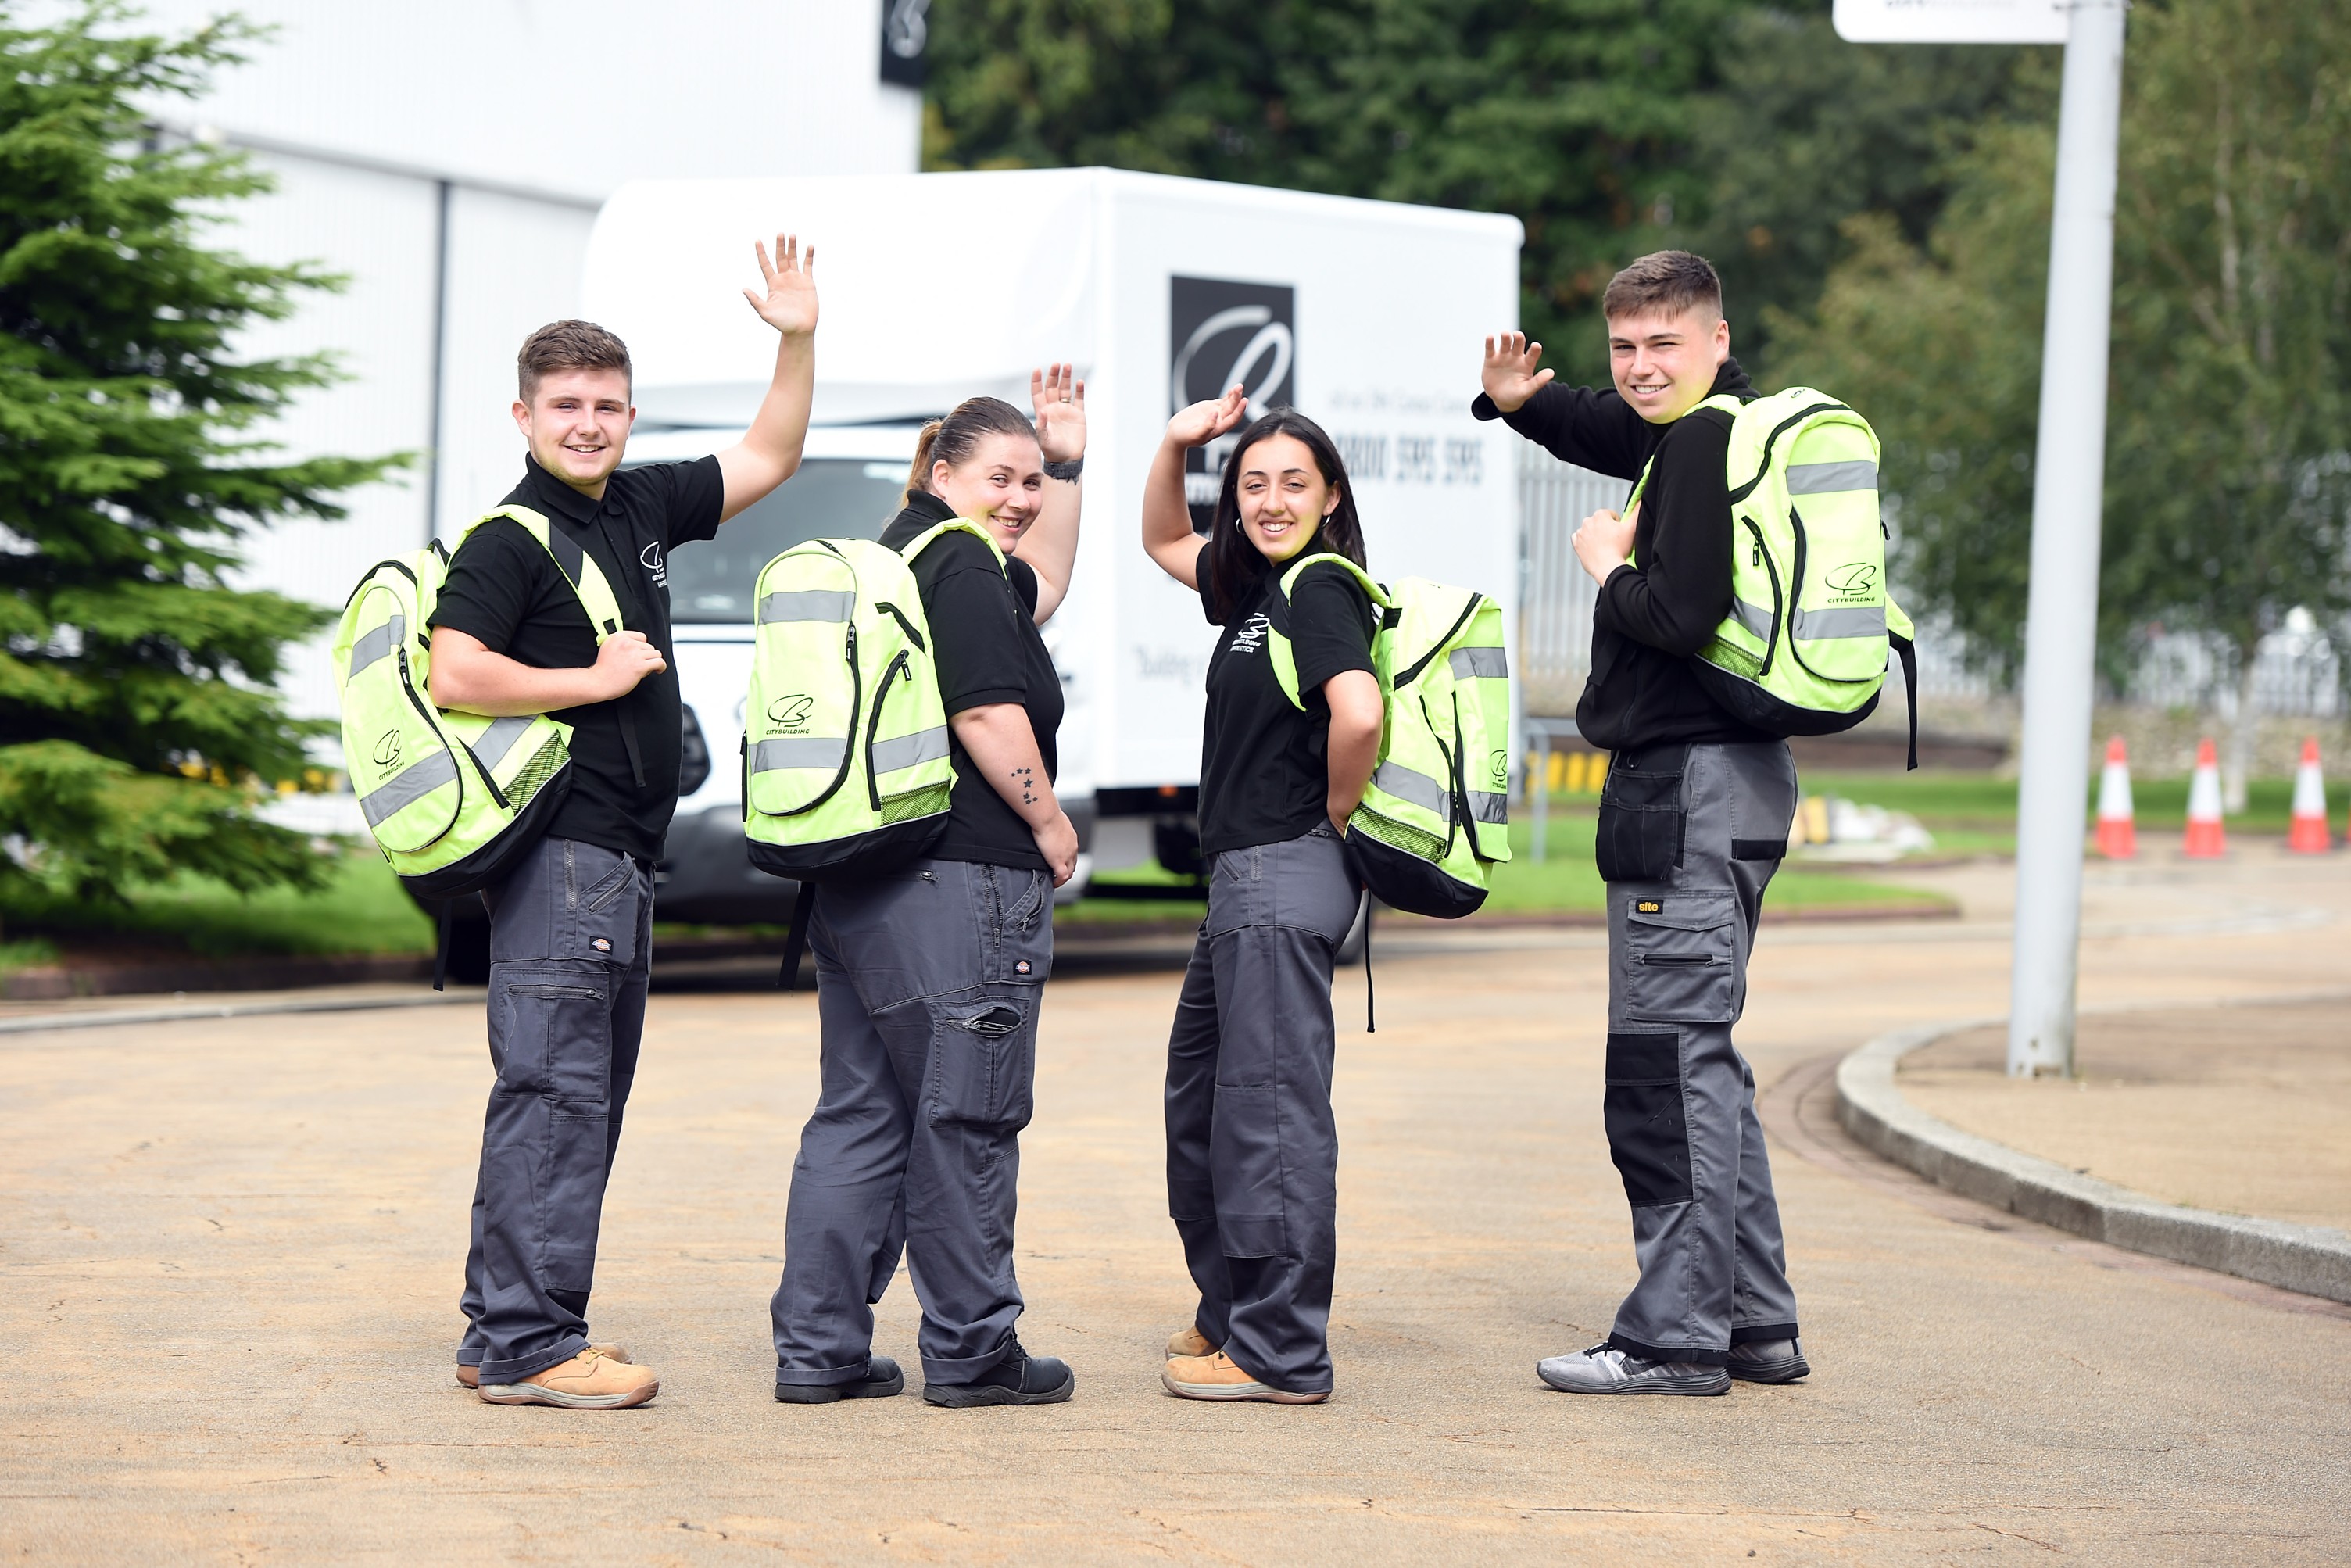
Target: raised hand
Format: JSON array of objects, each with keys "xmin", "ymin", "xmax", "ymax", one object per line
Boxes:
[
  {"xmin": 1030, "ymin": 363, "xmax": 1087, "ymax": 464},
  {"xmin": 743, "ymin": 233, "xmax": 818, "ymax": 338},
  {"xmin": 1165, "ymin": 383, "xmax": 1249, "ymax": 450},
  {"xmin": 1482, "ymin": 331, "xmax": 1554, "ymax": 413}
]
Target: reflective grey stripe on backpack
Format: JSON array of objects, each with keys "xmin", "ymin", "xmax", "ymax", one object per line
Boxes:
[
  {"xmin": 1730, "ymin": 599, "xmax": 1774, "ymax": 641},
  {"xmin": 751, "ymin": 736, "xmax": 849, "ymax": 771},
  {"xmin": 1791, "ymin": 604, "xmax": 1887, "ymax": 639},
  {"xmin": 1469, "ymin": 789, "xmax": 1510, "ymax": 824},
  {"xmin": 758, "ymin": 590, "xmax": 853, "ymax": 624},
  {"xmin": 348, "ymin": 615, "xmax": 405, "ymax": 679},
  {"xmin": 1786, "ymin": 460, "xmax": 1877, "ymax": 494},
  {"xmin": 1448, "ymin": 645, "xmax": 1508, "ymax": 680},
  {"xmin": 870, "ymin": 725, "xmax": 950, "ymax": 776},
  {"xmin": 1372, "ymin": 760, "xmax": 1447, "ymax": 816},
  {"xmin": 465, "ymin": 714, "xmax": 538, "ymax": 775},
  {"xmin": 360, "ymin": 747, "xmax": 458, "ymax": 827}
]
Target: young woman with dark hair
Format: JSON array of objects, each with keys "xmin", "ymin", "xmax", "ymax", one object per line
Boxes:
[
  {"xmin": 1138, "ymin": 387, "xmax": 1384, "ymax": 1405},
  {"xmin": 770, "ymin": 367, "xmax": 1087, "ymax": 1409}
]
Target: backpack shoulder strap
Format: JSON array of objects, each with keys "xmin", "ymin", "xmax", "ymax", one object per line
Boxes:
[
  {"xmin": 456, "ymin": 505, "xmax": 628, "ymax": 645},
  {"xmin": 1269, "ymin": 553, "xmax": 1390, "ymax": 711},
  {"xmin": 900, "ymin": 517, "xmax": 1009, "ymax": 577}
]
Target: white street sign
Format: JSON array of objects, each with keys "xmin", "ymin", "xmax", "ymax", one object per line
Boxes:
[{"xmin": 1833, "ymin": 0, "xmax": 2069, "ymax": 45}]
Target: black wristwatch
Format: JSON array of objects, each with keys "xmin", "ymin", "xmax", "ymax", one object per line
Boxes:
[{"xmin": 1043, "ymin": 456, "xmax": 1084, "ymax": 482}]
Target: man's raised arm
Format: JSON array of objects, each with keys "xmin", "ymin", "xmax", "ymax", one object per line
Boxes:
[
  {"xmin": 715, "ymin": 234, "xmax": 819, "ymax": 521},
  {"xmin": 1473, "ymin": 331, "xmax": 1651, "ymax": 481}
]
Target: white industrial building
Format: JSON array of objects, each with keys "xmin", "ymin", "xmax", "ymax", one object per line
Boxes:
[{"xmin": 111, "ymin": 0, "xmax": 925, "ymax": 720}]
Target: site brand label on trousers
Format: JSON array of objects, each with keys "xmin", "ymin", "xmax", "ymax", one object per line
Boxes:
[
  {"xmin": 1637, "ymin": 900, "xmax": 1663, "ymax": 914},
  {"xmin": 1171, "ymin": 275, "xmax": 1297, "ymax": 532}
]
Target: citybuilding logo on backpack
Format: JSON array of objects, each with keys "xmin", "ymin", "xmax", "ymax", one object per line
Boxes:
[
  {"xmin": 372, "ymin": 729, "xmax": 402, "ymax": 777},
  {"xmin": 767, "ymin": 694, "xmax": 814, "ymax": 732},
  {"xmin": 1824, "ymin": 562, "xmax": 1877, "ymax": 600}
]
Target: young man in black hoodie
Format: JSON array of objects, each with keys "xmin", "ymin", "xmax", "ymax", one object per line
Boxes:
[{"xmin": 1475, "ymin": 251, "xmax": 1808, "ymax": 1396}]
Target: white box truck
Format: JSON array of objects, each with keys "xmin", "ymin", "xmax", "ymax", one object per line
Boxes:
[{"xmin": 581, "ymin": 168, "xmax": 1523, "ymax": 925}]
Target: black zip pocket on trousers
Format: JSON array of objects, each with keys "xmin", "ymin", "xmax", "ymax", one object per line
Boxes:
[{"xmin": 1594, "ymin": 744, "xmax": 1689, "ymax": 882}]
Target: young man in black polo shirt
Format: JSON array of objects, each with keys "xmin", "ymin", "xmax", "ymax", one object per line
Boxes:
[
  {"xmin": 1476, "ymin": 251, "xmax": 1809, "ymax": 1398},
  {"xmin": 427, "ymin": 236, "xmax": 819, "ymax": 1409}
]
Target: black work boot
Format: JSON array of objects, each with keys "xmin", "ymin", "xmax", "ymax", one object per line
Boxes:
[
  {"xmin": 775, "ymin": 1355, "xmax": 906, "ymax": 1404},
  {"xmin": 921, "ymin": 1340, "xmax": 1075, "ymax": 1407},
  {"xmin": 1725, "ymin": 1338, "xmax": 1811, "ymax": 1384}
]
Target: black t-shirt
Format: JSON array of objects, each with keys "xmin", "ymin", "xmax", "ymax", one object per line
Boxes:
[
  {"xmin": 429, "ymin": 453, "xmax": 724, "ymax": 863},
  {"xmin": 879, "ymin": 492, "xmax": 1064, "ymax": 871},
  {"xmin": 1196, "ymin": 551, "xmax": 1379, "ymax": 856},
  {"xmin": 1471, "ymin": 359, "xmax": 1770, "ymax": 751}
]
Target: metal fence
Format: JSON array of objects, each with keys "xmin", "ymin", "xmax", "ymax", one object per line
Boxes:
[{"xmin": 1517, "ymin": 447, "xmax": 2343, "ymax": 718}]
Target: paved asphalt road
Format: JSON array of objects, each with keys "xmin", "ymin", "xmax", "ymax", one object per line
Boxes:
[{"xmin": 4, "ymin": 850, "xmax": 2347, "ymax": 1564}]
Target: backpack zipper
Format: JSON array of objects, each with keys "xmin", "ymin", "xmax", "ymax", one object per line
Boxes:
[
  {"xmin": 1394, "ymin": 594, "xmax": 1483, "ymax": 688},
  {"xmin": 392, "ymin": 644, "xmax": 476, "ymax": 834},
  {"xmin": 864, "ymin": 648, "xmax": 912, "ymax": 811},
  {"xmin": 1743, "ymin": 518, "xmax": 1784, "ymax": 679}
]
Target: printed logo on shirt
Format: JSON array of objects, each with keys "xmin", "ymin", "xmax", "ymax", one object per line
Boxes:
[
  {"xmin": 1228, "ymin": 612, "xmax": 1271, "ymax": 655},
  {"xmin": 640, "ymin": 539, "xmax": 667, "ymax": 586}
]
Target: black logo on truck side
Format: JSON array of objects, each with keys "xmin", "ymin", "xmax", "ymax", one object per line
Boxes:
[{"xmin": 1171, "ymin": 276, "xmax": 1296, "ymax": 534}]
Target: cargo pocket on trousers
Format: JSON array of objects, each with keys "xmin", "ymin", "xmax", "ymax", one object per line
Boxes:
[
  {"xmin": 542, "ymin": 1112, "xmax": 608, "ymax": 1293},
  {"xmin": 1604, "ymin": 1031, "xmax": 1691, "ymax": 1206},
  {"xmin": 1623, "ymin": 900, "xmax": 1737, "ymax": 1023},
  {"xmin": 488, "ymin": 965, "xmax": 612, "ymax": 1101},
  {"xmin": 1594, "ymin": 751, "xmax": 1687, "ymax": 882},
  {"xmin": 933, "ymin": 997, "xmax": 1037, "ymax": 1131}
]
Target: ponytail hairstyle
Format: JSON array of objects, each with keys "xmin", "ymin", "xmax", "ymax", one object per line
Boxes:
[
  {"xmin": 1201, "ymin": 408, "xmax": 1368, "ymax": 624},
  {"xmin": 904, "ymin": 396, "xmax": 1039, "ymax": 507}
]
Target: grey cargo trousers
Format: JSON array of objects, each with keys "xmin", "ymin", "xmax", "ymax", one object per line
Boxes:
[
  {"xmin": 1165, "ymin": 823, "xmax": 1362, "ymax": 1397},
  {"xmin": 1596, "ymin": 739, "xmax": 1802, "ymax": 1364},
  {"xmin": 458, "ymin": 836, "xmax": 653, "ymax": 1386},
  {"xmin": 771, "ymin": 858, "xmax": 1052, "ymax": 1388}
]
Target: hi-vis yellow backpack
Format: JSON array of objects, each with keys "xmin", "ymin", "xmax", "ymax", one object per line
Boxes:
[
  {"xmin": 1265, "ymin": 556, "xmax": 1512, "ymax": 919},
  {"xmin": 333, "ymin": 506, "xmax": 622, "ymax": 967}
]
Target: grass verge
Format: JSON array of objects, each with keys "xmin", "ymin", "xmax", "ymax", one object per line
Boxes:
[{"xmin": 4, "ymin": 854, "xmax": 433, "ymax": 962}]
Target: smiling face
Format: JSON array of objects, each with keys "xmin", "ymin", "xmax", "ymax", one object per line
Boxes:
[
  {"xmin": 932, "ymin": 431, "xmax": 1047, "ymax": 553},
  {"xmin": 513, "ymin": 367, "xmax": 635, "ymax": 493},
  {"xmin": 1233, "ymin": 432, "xmax": 1340, "ymax": 564},
  {"xmin": 1607, "ymin": 305, "xmax": 1730, "ymax": 424}
]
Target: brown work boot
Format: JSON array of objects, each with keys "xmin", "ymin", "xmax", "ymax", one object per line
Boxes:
[
  {"xmin": 456, "ymin": 1344, "xmax": 629, "ymax": 1390},
  {"xmin": 478, "ymin": 1348, "xmax": 658, "ymax": 1409},
  {"xmin": 1161, "ymin": 1351, "xmax": 1328, "ymax": 1405},
  {"xmin": 1165, "ymin": 1325, "xmax": 1216, "ymax": 1359}
]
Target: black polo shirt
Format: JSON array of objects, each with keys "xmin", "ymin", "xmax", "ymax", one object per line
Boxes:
[
  {"xmin": 878, "ymin": 492, "xmax": 1063, "ymax": 871},
  {"xmin": 430, "ymin": 453, "xmax": 725, "ymax": 863}
]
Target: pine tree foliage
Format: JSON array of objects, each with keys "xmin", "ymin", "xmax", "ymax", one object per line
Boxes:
[{"xmin": 0, "ymin": 2, "xmax": 398, "ymax": 909}]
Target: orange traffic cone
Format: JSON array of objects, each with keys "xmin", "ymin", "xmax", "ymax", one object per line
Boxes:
[
  {"xmin": 2183, "ymin": 737, "xmax": 2226, "ymax": 857},
  {"xmin": 2094, "ymin": 736, "xmax": 2136, "ymax": 858},
  {"xmin": 2287, "ymin": 737, "xmax": 2331, "ymax": 854}
]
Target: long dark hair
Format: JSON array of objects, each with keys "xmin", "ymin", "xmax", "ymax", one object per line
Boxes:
[
  {"xmin": 904, "ymin": 396, "xmax": 1037, "ymax": 507},
  {"xmin": 1201, "ymin": 408, "xmax": 1368, "ymax": 623}
]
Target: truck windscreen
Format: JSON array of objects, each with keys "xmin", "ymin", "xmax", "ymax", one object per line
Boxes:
[{"xmin": 662, "ymin": 458, "xmax": 910, "ymax": 624}]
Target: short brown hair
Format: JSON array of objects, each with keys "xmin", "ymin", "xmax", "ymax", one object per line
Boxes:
[
  {"xmin": 1601, "ymin": 250, "xmax": 1723, "ymax": 324},
  {"xmin": 517, "ymin": 319, "xmax": 632, "ymax": 401}
]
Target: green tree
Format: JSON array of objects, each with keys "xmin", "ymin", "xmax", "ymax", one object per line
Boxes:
[
  {"xmin": 926, "ymin": 0, "xmax": 1754, "ymax": 386},
  {"xmin": 0, "ymin": 2, "xmax": 395, "ymax": 919},
  {"xmin": 1771, "ymin": 0, "xmax": 2351, "ymax": 775}
]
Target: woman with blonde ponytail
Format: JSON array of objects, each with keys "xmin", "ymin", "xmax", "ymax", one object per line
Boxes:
[{"xmin": 770, "ymin": 367, "xmax": 1088, "ymax": 1410}]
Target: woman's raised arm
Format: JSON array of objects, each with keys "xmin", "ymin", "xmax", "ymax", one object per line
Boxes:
[{"xmin": 1141, "ymin": 385, "xmax": 1247, "ymax": 591}]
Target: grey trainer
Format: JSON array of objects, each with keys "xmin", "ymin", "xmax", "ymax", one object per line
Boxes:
[
  {"xmin": 1537, "ymin": 1344, "xmax": 1730, "ymax": 1396},
  {"xmin": 1726, "ymin": 1338, "xmax": 1809, "ymax": 1384}
]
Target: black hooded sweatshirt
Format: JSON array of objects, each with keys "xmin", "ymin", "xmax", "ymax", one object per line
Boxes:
[{"xmin": 1473, "ymin": 358, "xmax": 1771, "ymax": 752}]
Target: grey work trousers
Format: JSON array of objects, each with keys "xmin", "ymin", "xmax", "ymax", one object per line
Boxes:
[
  {"xmin": 1165, "ymin": 823, "xmax": 1362, "ymax": 1396},
  {"xmin": 771, "ymin": 858, "xmax": 1052, "ymax": 1387},
  {"xmin": 1598, "ymin": 739, "xmax": 1802, "ymax": 1366},
  {"xmin": 457, "ymin": 836, "xmax": 653, "ymax": 1386}
]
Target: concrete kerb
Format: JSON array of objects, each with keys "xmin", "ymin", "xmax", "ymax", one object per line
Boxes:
[
  {"xmin": 0, "ymin": 988, "xmax": 474, "ymax": 1039},
  {"xmin": 1834, "ymin": 1016, "xmax": 2351, "ymax": 1305}
]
